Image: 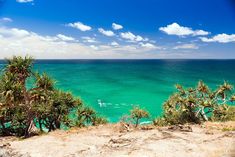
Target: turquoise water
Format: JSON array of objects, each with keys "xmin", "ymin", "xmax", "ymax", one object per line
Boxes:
[{"xmin": 1, "ymin": 60, "xmax": 235, "ymax": 122}]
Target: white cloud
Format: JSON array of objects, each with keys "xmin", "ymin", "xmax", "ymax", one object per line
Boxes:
[
  {"xmin": 0, "ymin": 26, "xmax": 165, "ymax": 59},
  {"xmin": 136, "ymin": 35, "xmax": 144, "ymax": 42},
  {"xmin": 98, "ymin": 28, "xmax": 115, "ymax": 37},
  {"xmin": 139, "ymin": 43, "xmax": 159, "ymax": 49},
  {"xmin": 16, "ymin": 0, "xmax": 33, "ymax": 3},
  {"xmin": 112, "ymin": 23, "xmax": 123, "ymax": 30},
  {"xmin": 0, "ymin": 28, "xmax": 77, "ymax": 42},
  {"xmin": 173, "ymin": 44, "xmax": 198, "ymax": 49},
  {"xmin": 0, "ymin": 27, "xmax": 30, "ymax": 38},
  {"xmin": 120, "ymin": 32, "xmax": 136, "ymax": 41},
  {"xmin": 200, "ymin": 33, "xmax": 235, "ymax": 43},
  {"xmin": 159, "ymin": 23, "xmax": 209, "ymax": 36},
  {"xmin": 120, "ymin": 32, "xmax": 148, "ymax": 42},
  {"xmin": 194, "ymin": 30, "xmax": 209, "ymax": 36},
  {"xmin": 57, "ymin": 34, "xmax": 76, "ymax": 41},
  {"xmin": 82, "ymin": 36, "xmax": 97, "ymax": 43},
  {"xmin": 90, "ymin": 45, "xmax": 99, "ymax": 50},
  {"xmin": 110, "ymin": 41, "xmax": 119, "ymax": 46},
  {"xmin": 67, "ymin": 22, "xmax": 92, "ymax": 31},
  {"xmin": 0, "ymin": 27, "xmax": 93, "ymax": 59},
  {"xmin": 0, "ymin": 17, "xmax": 13, "ymax": 22}
]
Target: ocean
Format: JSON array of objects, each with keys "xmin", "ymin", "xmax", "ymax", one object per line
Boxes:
[{"xmin": 0, "ymin": 59, "xmax": 235, "ymax": 122}]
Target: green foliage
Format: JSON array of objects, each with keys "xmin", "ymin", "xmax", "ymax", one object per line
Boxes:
[
  {"xmin": 0, "ymin": 56, "xmax": 34, "ymax": 136},
  {"xmin": 130, "ymin": 106, "xmax": 149, "ymax": 127},
  {"xmin": 0, "ymin": 56, "xmax": 106, "ymax": 137},
  {"xmin": 221, "ymin": 127, "xmax": 235, "ymax": 132},
  {"xmin": 212, "ymin": 105, "xmax": 235, "ymax": 122},
  {"xmin": 91, "ymin": 116, "xmax": 108, "ymax": 126},
  {"xmin": 153, "ymin": 117, "xmax": 168, "ymax": 127},
  {"xmin": 34, "ymin": 72, "xmax": 55, "ymax": 91},
  {"xmin": 154, "ymin": 81, "xmax": 235, "ymax": 126},
  {"xmin": 5, "ymin": 56, "xmax": 33, "ymax": 85},
  {"xmin": 76, "ymin": 106, "xmax": 107, "ymax": 127}
]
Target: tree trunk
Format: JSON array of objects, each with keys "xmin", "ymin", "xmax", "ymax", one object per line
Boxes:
[
  {"xmin": 200, "ymin": 108, "xmax": 208, "ymax": 121},
  {"xmin": 55, "ymin": 120, "xmax": 61, "ymax": 129},
  {"xmin": 39, "ymin": 119, "xmax": 43, "ymax": 132},
  {"xmin": 135, "ymin": 118, "xmax": 139, "ymax": 128},
  {"xmin": 24, "ymin": 119, "xmax": 34, "ymax": 137}
]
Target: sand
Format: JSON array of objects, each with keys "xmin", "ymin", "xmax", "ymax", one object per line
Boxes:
[{"xmin": 0, "ymin": 121, "xmax": 235, "ymax": 157}]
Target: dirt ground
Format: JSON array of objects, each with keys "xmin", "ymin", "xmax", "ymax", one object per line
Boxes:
[{"xmin": 0, "ymin": 121, "xmax": 235, "ymax": 157}]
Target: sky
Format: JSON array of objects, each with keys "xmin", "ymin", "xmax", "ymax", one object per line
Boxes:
[{"xmin": 0, "ymin": 0, "xmax": 234, "ymax": 59}]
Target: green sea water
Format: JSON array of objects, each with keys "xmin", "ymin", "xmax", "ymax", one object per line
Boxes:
[{"xmin": 1, "ymin": 60, "xmax": 235, "ymax": 122}]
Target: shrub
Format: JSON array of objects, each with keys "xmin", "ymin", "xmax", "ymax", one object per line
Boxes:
[
  {"xmin": 212, "ymin": 105, "xmax": 235, "ymax": 122},
  {"xmin": 130, "ymin": 106, "xmax": 149, "ymax": 127},
  {"xmin": 77, "ymin": 106, "xmax": 108, "ymax": 126},
  {"xmin": 153, "ymin": 117, "xmax": 168, "ymax": 127},
  {"xmin": 0, "ymin": 56, "xmax": 105, "ymax": 137},
  {"xmin": 154, "ymin": 81, "xmax": 235, "ymax": 126}
]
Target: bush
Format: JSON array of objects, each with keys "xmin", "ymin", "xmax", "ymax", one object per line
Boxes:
[
  {"xmin": 0, "ymin": 56, "xmax": 106, "ymax": 137},
  {"xmin": 76, "ymin": 106, "xmax": 108, "ymax": 127},
  {"xmin": 154, "ymin": 81, "xmax": 235, "ymax": 126},
  {"xmin": 130, "ymin": 106, "xmax": 149, "ymax": 127},
  {"xmin": 153, "ymin": 117, "xmax": 168, "ymax": 127},
  {"xmin": 212, "ymin": 105, "xmax": 235, "ymax": 122}
]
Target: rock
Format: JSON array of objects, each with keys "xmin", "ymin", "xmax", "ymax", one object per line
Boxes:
[
  {"xmin": 108, "ymin": 138, "xmax": 134, "ymax": 148},
  {"xmin": 168, "ymin": 125, "xmax": 192, "ymax": 132},
  {"xmin": 223, "ymin": 132, "xmax": 235, "ymax": 137},
  {"xmin": 0, "ymin": 143, "xmax": 10, "ymax": 148},
  {"xmin": 141, "ymin": 125, "xmax": 154, "ymax": 130},
  {"xmin": 205, "ymin": 130, "xmax": 214, "ymax": 135},
  {"xmin": 180, "ymin": 125, "xmax": 193, "ymax": 132}
]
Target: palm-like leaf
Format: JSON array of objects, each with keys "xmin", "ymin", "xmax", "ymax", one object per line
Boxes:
[
  {"xmin": 35, "ymin": 73, "xmax": 55, "ymax": 91},
  {"xmin": 5, "ymin": 56, "xmax": 33, "ymax": 85},
  {"xmin": 197, "ymin": 80, "xmax": 210, "ymax": 94}
]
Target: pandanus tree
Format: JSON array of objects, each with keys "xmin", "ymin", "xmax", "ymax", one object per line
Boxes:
[
  {"xmin": 80, "ymin": 107, "xmax": 96, "ymax": 124},
  {"xmin": 156, "ymin": 81, "xmax": 235, "ymax": 125},
  {"xmin": 77, "ymin": 106, "xmax": 107, "ymax": 126},
  {"xmin": 0, "ymin": 56, "xmax": 34, "ymax": 136},
  {"xmin": 0, "ymin": 56, "xmax": 107, "ymax": 137},
  {"xmin": 30, "ymin": 73, "xmax": 58, "ymax": 132},
  {"xmin": 5, "ymin": 56, "xmax": 33, "ymax": 86},
  {"xmin": 130, "ymin": 106, "xmax": 149, "ymax": 127}
]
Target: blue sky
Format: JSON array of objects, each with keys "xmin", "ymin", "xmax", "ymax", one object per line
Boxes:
[{"xmin": 0, "ymin": 0, "xmax": 234, "ymax": 59}]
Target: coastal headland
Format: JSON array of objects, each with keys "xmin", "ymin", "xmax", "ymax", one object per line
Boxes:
[{"xmin": 1, "ymin": 121, "xmax": 235, "ymax": 157}]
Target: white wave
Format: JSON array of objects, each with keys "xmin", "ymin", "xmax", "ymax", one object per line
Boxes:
[{"xmin": 140, "ymin": 121, "xmax": 153, "ymax": 125}]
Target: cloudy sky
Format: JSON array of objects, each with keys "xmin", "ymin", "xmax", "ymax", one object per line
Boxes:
[{"xmin": 0, "ymin": 0, "xmax": 234, "ymax": 59}]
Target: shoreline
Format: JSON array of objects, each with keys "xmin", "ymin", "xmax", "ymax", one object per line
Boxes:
[{"xmin": 1, "ymin": 121, "xmax": 235, "ymax": 157}]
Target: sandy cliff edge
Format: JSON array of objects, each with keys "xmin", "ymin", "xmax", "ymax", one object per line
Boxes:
[{"xmin": 0, "ymin": 121, "xmax": 235, "ymax": 157}]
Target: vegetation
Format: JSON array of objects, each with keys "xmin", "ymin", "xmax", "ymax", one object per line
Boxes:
[
  {"xmin": 221, "ymin": 127, "xmax": 235, "ymax": 132},
  {"xmin": 212, "ymin": 104, "xmax": 235, "ymax": 122},
  {"xmin": 130, "ymin": 106, "xmax": 149, "ymax": 127},
  {"xmin": 76, "ymin": 106, "xmax": 107, "ymax": 127},
  {"xmin": 0, "ymin": 56, "xmax": 234, "ymax": 137},
  {"xmin": 0, "ymin": 56, "xmax": 107, "ymax": 137},
  {"xmin": 154, "ymin": 81, "xmax": 235, "ymax": 126}
]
